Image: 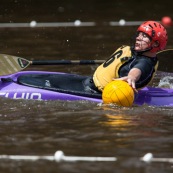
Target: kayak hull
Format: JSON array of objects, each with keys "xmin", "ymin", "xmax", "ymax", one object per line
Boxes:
[
  {"xmin": 0, "ymin": 71, "xmax": 101, "ymax": 102},
  {"xmin": 0, "ymin": 71, "xmax": 173, "ymax": 106}
]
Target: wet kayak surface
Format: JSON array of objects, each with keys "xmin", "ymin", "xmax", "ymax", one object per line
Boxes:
[{"xmin": 0, "ymin": 0, "xmax": 173, "ymax": 173}]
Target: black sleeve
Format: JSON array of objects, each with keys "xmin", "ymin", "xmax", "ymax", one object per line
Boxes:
[{"xmin": 132, "ymin": 58, "xmax": 153, "ymax": 75}]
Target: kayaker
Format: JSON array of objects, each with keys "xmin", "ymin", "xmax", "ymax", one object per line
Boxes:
[{"xmin": 88, "ymin": 20, "xmax": 168, "ymax": 93}]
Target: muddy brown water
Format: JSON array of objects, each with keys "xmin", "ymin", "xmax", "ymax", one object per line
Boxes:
[{"xmin": 0, "ymin": 1, "xmax": 173, "ymax": 173}]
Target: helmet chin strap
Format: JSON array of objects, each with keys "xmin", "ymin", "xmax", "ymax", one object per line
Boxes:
[{"xmin": 132, "ymin": 45, "xmax": 153, "ymax": 55}]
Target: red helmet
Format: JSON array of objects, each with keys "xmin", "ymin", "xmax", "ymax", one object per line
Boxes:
[{"xmin": 137, "ymin": 21, "xmax": 168, "ymax": 52}]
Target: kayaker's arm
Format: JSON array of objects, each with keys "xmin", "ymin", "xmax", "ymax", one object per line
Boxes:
[
  {"xmin": 115, "ymin": 68, "xmax": 141, "ymax": 91},
  {"xmin": 126, "ymin": 68, "xmax": 141, "ymax": 88}
]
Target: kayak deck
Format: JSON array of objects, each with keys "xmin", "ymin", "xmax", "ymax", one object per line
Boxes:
[{"xmin": 17, "ymin": 73, "xmax": 102, "ymax": 99}]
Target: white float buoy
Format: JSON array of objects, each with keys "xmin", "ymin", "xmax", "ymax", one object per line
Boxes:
[
  {"xmin": 30, "ymin": 21, "xmax": 37, "ymax": 27},
  {"xmin": 119, "ymin": 19, "xmax": 126, "ymax": 26},
  {"xmin": 74, "ymin": 20, "xmax": 81, "ymax": 26},
  {"xmin": 141, "ymin": 153, "xmax": 153, "ymax": 162},
  {"xmin": 54, "ymin": 150, "xmax": 64, "ymax": 162}
]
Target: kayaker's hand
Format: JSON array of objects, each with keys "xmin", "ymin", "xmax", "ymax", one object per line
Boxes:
[
  {"xmin": 114, "ymin": 68, "xmax": 141, "ymax": 93},
  {"xmin": 114, "ymin": 76, "xmax": 138, "ymax": 93}
]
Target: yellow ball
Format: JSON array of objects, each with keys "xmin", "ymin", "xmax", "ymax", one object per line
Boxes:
[{"xmin": 102, "ymin": 80, "xmax": 134, "ymax": 107}]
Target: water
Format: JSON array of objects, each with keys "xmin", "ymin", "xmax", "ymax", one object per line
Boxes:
[{"xmin": 0, "ymin": 0, "xmax": 173, "ymax": 173}]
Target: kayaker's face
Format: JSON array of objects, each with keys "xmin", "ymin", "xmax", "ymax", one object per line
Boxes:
[{"xmin": 134, "ymin": 32, "xmax": 152, "ymax": 51}]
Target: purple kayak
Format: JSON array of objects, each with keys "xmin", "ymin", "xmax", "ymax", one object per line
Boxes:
[{"xmin": 0, "ymin": 71, "xmax": 173, "ymax": 106}]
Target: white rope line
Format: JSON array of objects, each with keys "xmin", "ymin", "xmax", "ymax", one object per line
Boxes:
[
  {"xmin": 0, "ymin": 21, "xmax": 95, "ymax": 28},
  {"xmin": 140, "ymin": 153, "xmax": 173, "ymax": 163},
  {"xmin": 0, "ymin": 20, "xmax": 145, "ymax": 28},
  {"xmin": 0, "ymin": 150, "xmax": 117, "ymax": 162},
  {"xmin": 0, "ymin": 151, "xmax": 172, "ymax": 163},
  {"xmin": 109, "ymin": 21, "xmax": 144, "ymax": 26}
]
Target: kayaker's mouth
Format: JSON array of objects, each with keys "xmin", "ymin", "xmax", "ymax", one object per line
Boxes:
[
  {"xmin": 134, "ymin": 40, "xmax": 151, "ymax": 51},
  {"xmin": 134, "ymin": 42, "xmax": 142, "ymax": 50}
]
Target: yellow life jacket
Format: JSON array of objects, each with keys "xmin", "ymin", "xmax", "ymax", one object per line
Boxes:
[
  {"xmin": 93, "ymin": 45, "xmax": 132, "ymax": 91},
  {"xmin": 93, "ymin": 45, "xmax": 159, "ymax": 91}
]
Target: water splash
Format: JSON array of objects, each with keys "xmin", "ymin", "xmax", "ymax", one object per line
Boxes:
[{"xmin": 158, "ymin": 76, "xmax": 173, "ymax": 88}]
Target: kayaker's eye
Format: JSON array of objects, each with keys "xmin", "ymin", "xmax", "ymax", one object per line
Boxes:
[
  {"xmin": 142, "ymin": 33, "xmax": 152, "ymax": 41},
  {"xmin": 142, "ymin": 33, "xmax": 147, "ymax": 37},
  {"xmin": 136, "ymin": 32, "xmax": 150, "ymax": 40},
  {"xmin": 139, "ymin": 32, "xmax": 147, "ymax": 38}
]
